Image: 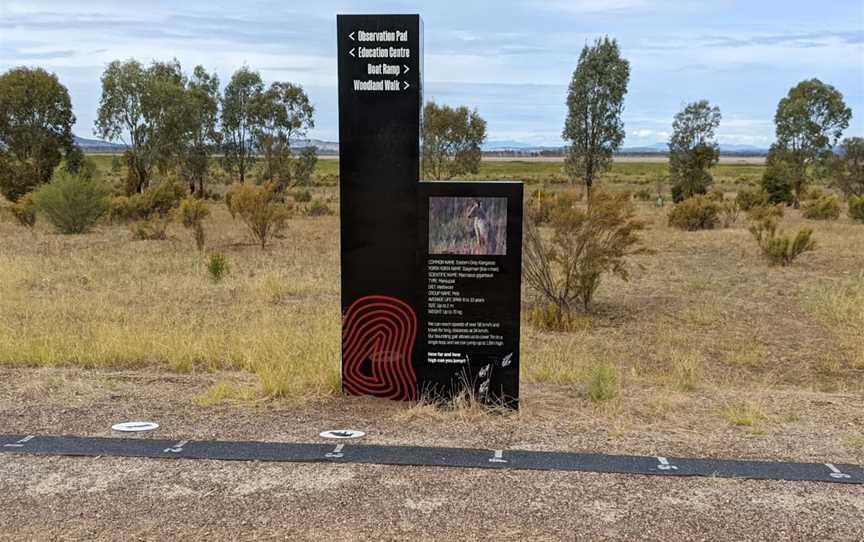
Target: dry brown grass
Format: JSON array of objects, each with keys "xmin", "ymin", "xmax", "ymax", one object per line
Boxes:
[
  {"xmin": 1, "ymin": 167, "xmax": 863, "ymax": 429},
  {"xmin": 0, "ymin": 196, "xmax": 341, "ymax": 399}
]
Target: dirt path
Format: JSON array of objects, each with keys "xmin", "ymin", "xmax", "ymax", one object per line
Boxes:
[
  {"xmin": 1, "ymin": 367, "xmax": 863, "ymax": 540},
  {"xmin": 1, "ymin": 454, "xmax": 862, "ymax": 541}
]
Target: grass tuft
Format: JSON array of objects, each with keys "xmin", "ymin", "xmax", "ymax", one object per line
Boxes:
[
  {"xmin": 720, "ymin": 401, "xmax": 763, "ymax": 427},
  {"xmin": 587, "ymin": 361, "xmax": 619, "ymax": 403}
]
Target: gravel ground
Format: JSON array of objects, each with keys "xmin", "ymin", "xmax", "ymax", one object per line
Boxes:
[
  {"xmin": 1, "ymin": 367, "xmax": 862, "ymax": 540},
  {"xmin": 0, "ymin": 455, "xmax": 862, "ymax": 541}
]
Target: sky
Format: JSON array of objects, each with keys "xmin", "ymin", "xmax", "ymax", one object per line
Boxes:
[{"xmin": 1, "ymin": 0, "xmax": 862, "ymax": 147}]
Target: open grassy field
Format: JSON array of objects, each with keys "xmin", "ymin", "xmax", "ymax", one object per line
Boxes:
[
  {"xmin": 1, "ymin": 157, "xmax": 862, "ymax": 458},
  {"xmin": 83, "ymin": 153, "xmax": 767, "ymax": 188}
]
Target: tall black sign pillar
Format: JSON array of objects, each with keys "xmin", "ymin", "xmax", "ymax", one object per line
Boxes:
[{"xmin": 338, "ymin": 15, "xmax": 423, "ymax": 400}]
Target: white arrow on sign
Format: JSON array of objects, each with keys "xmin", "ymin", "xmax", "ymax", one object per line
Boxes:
[
  {"xmin": 402, "ymin": 81, "xmax": 410, "ymax": 90},
  {"xmin": 403, "ymin": 65, "xmax": 410, "ymax": 74},
  {"xmin": 348, "ymin": 31, "xmax": 355, "ymax": 41},
  {"xmin": 349, "ymin": 48, "xmax": 355, "ymax": 58}
]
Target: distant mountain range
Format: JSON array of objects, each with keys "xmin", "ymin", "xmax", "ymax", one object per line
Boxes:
[
  {"xmin": 73, "ymin": 135, "xmax": 340, "ymax": 154},
  {"xmin": 74, "ymin": 135, "xmax": 769, "ymax": 156},
  {"xmin": 482, "ymin": 140, "xmax": 769, "ymax": 155},
  {"xmin": 74, "ymin": 136, "xmax": 127, "ymax": 152}
]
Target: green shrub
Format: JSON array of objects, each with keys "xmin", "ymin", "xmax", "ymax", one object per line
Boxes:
[
  {"xmin": 306, "ymin": 199, "xmax": 333, "ymax": 216},
  {"xmin": 31, "ymin": 172, "xmax": 109, "ymax": 234},
  {"xmin": 761, "ymin": 154, "xmax": 794, "ymax": 205},
  {"xmin": 0, "ymin": 160, "xmax": 42, "ymax": 203},
  {"xmin": 207, "ymin": 252, "xmax": 229, "ymax": 282},
  {"xmin": 587, "ymin": 362, "xmax": 619, "ymax": 403},
  {"xmin": 225, "ymin": 182, "xmax": 291, "ymax": 248},
  {"xmin": 736, "ymin": 189, "xmax": 769, "ymax": 211},
  {"xmin": 10, "ymin": 193, "xmax": 36, "ymax": 228},
  {"xmin": 293, "ymin": 189, "xmax": 312, "ymax": 203},
  {"xmin": 175, "ymin": 196, "xmax": 210, "ymax": 251},
  {"xmin": 849, "ymin": 196, "xmax": 864, "ymax": 223},
  {"xmin": 667, "ymin": 195, "xmax": 720, "ymax": 231},
  {"xmin": 801, "ymin": 195, "xmax": 841, "ymax": 220},
  {"xmin": 634, "ymin": 188, "xmax": 653, "ymax": 201},
  {"xmin": 749, "ymin": 218, "xmax": 816, "ymax": 266}
]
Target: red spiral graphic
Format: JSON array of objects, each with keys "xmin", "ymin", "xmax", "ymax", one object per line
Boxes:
[{"xmin": 342, "ymin": 295, "xmax": 418, "ymax": 400}]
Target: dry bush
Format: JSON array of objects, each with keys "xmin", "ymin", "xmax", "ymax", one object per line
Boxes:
[
  {"xmin": 527, "ymin": 303, "xmax": 592, "ymax": 332},
  {"xmin": 226, "ymin": 182, "xmax": 292, "ymax": 248},
  {"xmin": 801, "ymin": 195, "xmax": 841, "ymax": 220},
  {"xmin": 10, "ymin": 193, "xmax": 36, "ymax": 228},
  {"xmin": 746, "ymin": 203, "xmax": 785, "ymax": 222},
  {"xmin": 749, "ymin": 218, "xmax": 816, "ymax": 266},
  {"xmin": 305, "ymin": 199, "xmax": 333, "ymax": 216},
  {"xmin": 848, "ymin": 196, "xmax": 864, "ymax": 223},
  {"xmin": 175, "ymin": 196, "xmax": 210, "ymax": 251},
  {"xmin": 524, "ymin": 191, "xmax": 647, "ymax": 315},
  {"xmin": 527, "ymin": 189, "xmax": 582, "ymax": 225},
  {"xmin": 735, "ymin": 189, "xmax": 769, "ymax": 211},
  {"xmin": 292, "ymin": 189, "xmax": 312, "ymax": 203},
  {"xmin": 110, "ymin": 178, "xmax": 186, "ymax": 223},
  {"xmin": 719, "ymin": 200, "xmax": 740, "ymax": 228},
  {"xmin": 131, "ymin": 219, "xmax": 168, "ymax": 240},
  {"xmin": 667, "ymin": 195, "xmax": 720, "ymax": 231}
]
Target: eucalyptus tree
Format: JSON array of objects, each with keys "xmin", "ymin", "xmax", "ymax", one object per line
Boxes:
[
  {"xmin": 668, "ymin": 100, "xmax": 721, "ymax": 202},
  {"xmin": 95, "ymin": 59, "xmax": 189, "ymax": 193},
  {"xmin": 252, "ymin": 81, "xmax": 316, "ymax": 188},
  {"xmin": 0, "ymin": 67, "xmax": 77, "ymax": 201},
  {"xmin": 773, "ymin": 79, "xmax": 851, "ymax": 207},
  {"xmin": 221, "ymin": 67, "xmax": 263, "ymax": 183},
  {"xmin": 562, "ymin": 36, "xmax": 630, "ymax": 202},
  {"xmin": 421, "ymin": 101, "xmax": 487, "ymax": 180},
  {"xmin": 182, "ymin": 66, "xmax": 221, "ymax": 195}
]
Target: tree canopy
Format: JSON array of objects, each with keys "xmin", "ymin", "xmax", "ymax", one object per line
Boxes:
[
  {"xmin": 421, "ymin": 101, "xmax": 487, "ymax": 180},
  {"xmin": 829, "ymin": 137, "xmax": 864, "ymax": 198},
  {"xmin": 252, "ymin": 81, "xmax": 316, "ymax": 188},
  {"xmin": 95, "ymin": 59, "xmax": 192, "ymax": 194},
  {"xmin": 221, "ymin": 67, "xmax": 264, "ymax": 184},
  {"xmin": 773, "ymin": 78, "xmax": 852, "ymax": 206},
  {"xmin": 668, "ymin": 100, "xmax": 721, "ymax": 202},
  {"xmin": 0, "ymin": 66, "xmax": 77, "ymax": 201},
  {"xmin": 181, "ymin": 66, "xmax": 221, "ymax": 194},
  {"xmin": 562, "ymin": 36, "xmax": 630, "ymax": 201}
]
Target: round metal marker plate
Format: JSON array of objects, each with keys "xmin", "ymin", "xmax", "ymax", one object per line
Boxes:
[
  {"xmin": 319, "ymin": 429, "xmax": 366, "ymax": 439},
  {"xmin": 111, "ymin": 422, "xmax": 159, "ymax": 432}
]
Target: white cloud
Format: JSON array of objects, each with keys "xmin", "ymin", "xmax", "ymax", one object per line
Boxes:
[{"xmin": 529, "ymin": 0, "xmax": 657, "ymax": 14}]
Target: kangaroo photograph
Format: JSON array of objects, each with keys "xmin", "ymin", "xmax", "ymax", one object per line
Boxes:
[{"xmin": 428, "ymin": 196, "xmax": 507, "ymax": 255}]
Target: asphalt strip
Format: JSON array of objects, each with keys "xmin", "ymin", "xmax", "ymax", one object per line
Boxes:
[{"xmin": 1, "ymin": 434, "xmax": 862, "ymax": 484}]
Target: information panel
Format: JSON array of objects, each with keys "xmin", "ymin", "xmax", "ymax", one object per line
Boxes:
[
  {"xmin": 338, "ymin": 14, "xmax": 423, "ymax": 401},
  {"xmin": 418, "ymin": 181, "xmax": 523, "ymax": 407}
]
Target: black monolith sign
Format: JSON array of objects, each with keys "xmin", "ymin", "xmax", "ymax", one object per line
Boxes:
[
  {"xmin": 338, "ymin": 14, "xmax": 423, "ymax": 401},
  {"xmin": 338, "ymin": 14, "xmax": 522, "ymax": 407}
]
